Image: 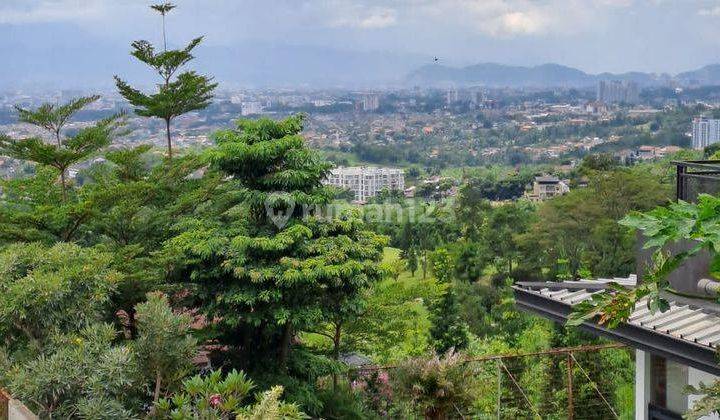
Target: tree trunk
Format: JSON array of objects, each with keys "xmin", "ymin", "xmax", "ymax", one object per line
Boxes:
[
  {"xmin": 165, "ymin": 119, "xmax": 173, "ymax": 159},
  {"xmin": 60, "ymin": 170, "xmax": 67, "ymax": 202},
  {"xmin": 153, "ymin": 369, "xmax": 162, "ymax": 403},
  {"xmin": 279, "ymin": 323, "xmax": 293, "ymax": 367},
  {"xmin": 162, "ymin": 15, "xmax": 168, "ymax": 52}
]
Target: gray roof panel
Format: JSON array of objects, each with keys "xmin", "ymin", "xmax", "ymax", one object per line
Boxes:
[{"xmin": 515, "ymin": 276, "xmax": 720, "ymax": 353}]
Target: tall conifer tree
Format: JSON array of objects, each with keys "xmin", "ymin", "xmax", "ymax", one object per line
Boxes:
[
  {"xmin": 167, "ymin": 115, "xmax": 386, "ymax": 368},
  {"xmin": 114, "ymin": 2, "xmax": 216, "ymax": 159}
]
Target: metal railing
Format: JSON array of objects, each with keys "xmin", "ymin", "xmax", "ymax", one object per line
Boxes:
[
  {"xmin": 674, "ymin": 161, "xmax": 720, "ymax": 202},
  {"xmin": 349, "ymin": 343, "xmax": 630, "ymax": 419}
]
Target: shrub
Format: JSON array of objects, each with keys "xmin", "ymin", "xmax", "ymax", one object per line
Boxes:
[{"xmin": 390, "ymin": 350, "xmax": 478, "ymax": 420}]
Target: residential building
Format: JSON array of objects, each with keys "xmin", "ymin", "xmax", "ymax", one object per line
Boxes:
[
  {"xmin": 240, "ymin": 101, "xmax": 263, "ymax": 116},
  {"xmin": 514, "ymin": 161, "xmax": 720, "ymax": 419},
  {"xmin": 323, "ymin": 166, "xmax": 404, "ymax": 203},
  {"xmin": 692, "ymin": 117, "xmax": 720, "ymax": 150},
  {"xmin": 445, "ymin": 88, "xmax": 459, "ymax": 105},
  {"xmin": 361, "ymin": 94, "xmax": 380, "ymax": 112},
  {"xmin": 597, "ymin": 80, "xmax": 640, "ymax": 104},
  {"xmin": 585, "ymin": 100, "xmax": 608, "ymax": 114},
  {"xmin": 526, "ymin": 175, "xmax": 569, "ymax": 201}
]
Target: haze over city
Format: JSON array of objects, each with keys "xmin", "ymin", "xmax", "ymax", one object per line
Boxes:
[{"xmin": 4, "ymin": 0, "xmax": 720, "ymax": 89}]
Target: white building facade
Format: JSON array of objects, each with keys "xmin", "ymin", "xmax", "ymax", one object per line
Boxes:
[
  {"xmin": 692, "ymin": 117, "xmax": 720, "ymax": 150},
  {"xmin": 324, "ymin": 166, "xmax": 404, "ymax": 202},
  {"xmin": 361, "ymin": 94, "xmax": 379, "ymax": 112}
]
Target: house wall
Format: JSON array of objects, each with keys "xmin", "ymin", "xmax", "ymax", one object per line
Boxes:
[{"xmin": 636, "ymin": 349, "xmax": 720, "ymax": 420}]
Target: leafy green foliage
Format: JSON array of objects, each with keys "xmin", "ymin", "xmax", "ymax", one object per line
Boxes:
[
  {"xmin": 153, "ymin": 369, "xmax": 307, "ymax": 420},
  {"xmin": 521, "ymin": 166, "xmax": 671, "ymax": 279},
  {"xmin": 1, "ymin": 96, "xmax": 124, "ymax": 199},
  {"xmin": 3, "ymin": 293, "xmax": 198, "ymax": 418},
  {"xmin": 569, "ymin": 194, "xmax": 720, "ymax": 327},
  {"xmin": 150, "ymin": 2, "xmax": 176, "ymax": 16},
  {"xmin": 686, "ymin": 380, "xmax": 720, "ymax": 419},
  {"xmin": 6, "ymin": 324, "xmax": 139, "ymax": 419},
  {"xmin": 429, "ymin": 249, "xmax": 469, "ymax": 354},
  {"xmin": 14, "ymin": 95, "xmax": 100, "ymax": 145},
  {"xmin": 168, "ymin": 116, "xmax": 386, "ymax": 372},
  {"xmin": 0, "ymin": 243, "xmax": 119, "ymax": 353},
  {"xmin": 134, "ymin": 293, "xmax": 198, "ymax": 403}
]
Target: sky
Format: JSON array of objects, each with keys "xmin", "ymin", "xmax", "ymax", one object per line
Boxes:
[{"xmin": 2, "ymin": 0, "xmax": 720, "ymax": 88}]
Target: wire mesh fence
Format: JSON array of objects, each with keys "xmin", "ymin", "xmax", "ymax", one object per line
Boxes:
[{"xmin": 349, "ymin": 343, "xmax": 632, "ymax": 419}]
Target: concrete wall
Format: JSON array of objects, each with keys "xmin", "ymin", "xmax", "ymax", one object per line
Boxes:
[
  {"xmin": 636, "ymin": 349, "xmax": 720, "ymax": 420},
  {"xmin": 7, "ymin": 399, "xmax": 37, "ymax": 420},
  {"xmin": 1, "ymin": 389, "xmax": 37, "ymax": 420}
]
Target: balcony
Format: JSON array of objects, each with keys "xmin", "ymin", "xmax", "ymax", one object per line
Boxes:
[{"xmin": 674, "ymin": 160, "xmax": 720, "ymax": 202}]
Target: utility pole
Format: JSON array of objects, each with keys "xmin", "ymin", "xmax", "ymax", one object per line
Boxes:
[
  {"xmin": 496, "ymin": 360, "xmax": 501, "ymax": 420},
  {"xmin": 567, "ymin": 353, "xmax": 574, "ymax": 420}
]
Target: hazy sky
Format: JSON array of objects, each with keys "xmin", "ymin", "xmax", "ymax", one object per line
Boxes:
[{"xmin": 2, "ymin": 0, "xmax": 720, "ymax": 75}]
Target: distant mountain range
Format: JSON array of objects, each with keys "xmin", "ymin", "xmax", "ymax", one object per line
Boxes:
[
  {"xmin": 407, "ymin": 63, "xmax": 720, "ymax": 88},
  {"xmin": 5, "ymin": 22, "xmax": 720, "ymax": 90}
]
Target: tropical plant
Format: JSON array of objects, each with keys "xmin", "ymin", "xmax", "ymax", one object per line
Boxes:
[
  {"xmin": 391, "ymin": 350, "xmax": 478, "ymax": 420},
  {"xmin": 167, "ymin": 116, "xmax": 386, "ymax": 369},
  {"xmin": 133, "ymin": 292, "xmax": 198, "ymax": 404},
  {"xmin": 4, "ymin": 292, "xmax": 201, "ymax": 419},
  {"xmin": 568, "ymin": 194, "xmax": 720, "ymax": 327},
  {"xmin": 153, "ymin": 369, "xmax": 307, "ymax": 420},
  {"xmin": 0, "ymin": 242, "xmax": 119, "ymax": 353},
  {"xmin": 6, "ymin": 323, "xmax": 140, "ymax": 419}
]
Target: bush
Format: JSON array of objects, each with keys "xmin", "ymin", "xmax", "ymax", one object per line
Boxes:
[
  {"xmin": 153, "ymin": 369, "xmax": 307, "ymax": 420},
  {"xmin": 390, "ymin": 350, "xmax": 478, "ymax": 419}
]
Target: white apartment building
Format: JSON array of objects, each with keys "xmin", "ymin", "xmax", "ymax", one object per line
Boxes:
[
  {"xmin": 241, "ymin": 101, "xmax": 264, "ymax": 116},
  {"xmin": 361, "ymin": 94, "xmax": 379, "ymax": 112},
  {"xmin": 692, "ymin": 117, "xmax": 720, "ymax": 150},
  {"xmin": 324, "ymin": 166, "xmax": 404, "ymax": 203}
]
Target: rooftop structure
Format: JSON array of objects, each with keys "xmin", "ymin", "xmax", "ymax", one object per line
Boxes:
[
  {"xmin": 514, "ymin": 161, "xmax": 720, "ymax": 419},
  {"xmin": 514, "ymin": 277, "xmax": 720, "ymax": 419}
]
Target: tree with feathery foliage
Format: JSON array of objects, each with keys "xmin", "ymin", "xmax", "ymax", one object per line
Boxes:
[
  {"xmin": 114, "ymin": 2, "xmax": 216, "ymax": 159},
  {"xmin": 166, "ymin": 115, "xmax": 387, "ymax": 372},
  {"xmin": 0, "ymin": 96, "xmax": 123, "ymax": 201}
]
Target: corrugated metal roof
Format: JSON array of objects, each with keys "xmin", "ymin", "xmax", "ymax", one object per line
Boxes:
[{"xmin": 518, "ymin": 276, "xmax": 720, "ymax": 350}]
